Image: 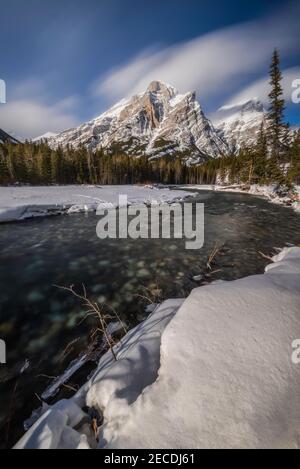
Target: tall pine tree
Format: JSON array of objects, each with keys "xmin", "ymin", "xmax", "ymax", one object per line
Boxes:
[
  {"xmin": 267, "ymin": 49, "xmax": 286, "ymax": 164},
  {"xmin": 253, "ymin": 122, "xmax": 268, "ymax": 183}
]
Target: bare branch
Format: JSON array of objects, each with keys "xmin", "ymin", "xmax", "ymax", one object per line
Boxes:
[
  {"xmin": 258, "ymin": 251, "xmax": 274, "ymax": 262},
  {"xmin": 55, "ymin": 284, "xmax": 124, "ymax": 361}
]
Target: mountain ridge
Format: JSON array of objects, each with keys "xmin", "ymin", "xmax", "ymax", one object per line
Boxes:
[
  {"xmin": 213, "ymin": 98, "xmax": 266, "ymax": 153},
  {"xmin": 0, "ymin": 128, "xmax": 20, "ymax": 144},
  {"xmin": 47, "ymin": 81, "xmax": 265, "ymax": 162},
  {"xmin": 48, "ymin": 81, "xmax": 229, "ymax": 163}
]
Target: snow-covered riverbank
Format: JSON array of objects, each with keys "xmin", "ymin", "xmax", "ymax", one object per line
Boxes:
[
  {"xmin": 15, "ymin": 247, "xmax": 300, "ymax": 449},
  {"xmin": 0, "ymin": 185, "xmax": 195, "ymax": 223},
  {"xmin": 1, "ymin": 184, "xmax": 299, "ymax": 224},
  {"xmin": 219, "ymin": 184, "xmax": 300, "ymax": 212},
  {"xmin": 178, "ymin": 184, "xmax": 300, "ymax": 212}
]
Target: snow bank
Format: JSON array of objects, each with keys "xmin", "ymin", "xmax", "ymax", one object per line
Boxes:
[
  {"xmin": 178, "ymin": 183, "xmax": 300, "ymax": 212},
  {"xmin": 218, "ymin": 183, "xmax": 300, "ymax": 211},
  {"xmin": 15, "ymin": 299, "xmax": 183, "ymax": 449},
  {"xmin": 15, "ymin": 248, "xmax": 300, "ymax": 449},
  {"xmin": 0, "ymin": 185, "xmax": 193, "ymax": 223}
]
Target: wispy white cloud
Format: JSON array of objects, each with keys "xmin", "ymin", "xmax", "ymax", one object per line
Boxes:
[
  {"xmin": 0, "ymin": 98, "xmax": 79, "ymax": 140},
  {"xmin": 91, "ymin": 46, "xmax": 165, "ymax": 99},
  {"xmin": 1, "ymin": 1, "xmax": 299, "ymax": 138},
  {"xmin": 219, "ymin": 67, "xmax": 300, "ymax": 109},
  {"xmin": 0, "ymin": 78, "xmax": 80, "ymax": 139},
  {"xmin": 92, "ymin": 2, "xmax": 300, "ymax": 108}
]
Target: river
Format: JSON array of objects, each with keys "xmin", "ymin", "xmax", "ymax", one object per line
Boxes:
[{"xmin": 1, "ymin": 189, "xmax": 300, "ymax": 447}]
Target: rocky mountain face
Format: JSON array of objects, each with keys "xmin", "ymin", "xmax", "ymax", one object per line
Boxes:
[
  {"xmin": 48, "ymin": 83, "xmax": 266, "ymax": 162},
  {"xmin": 213, "ymin": 99, "xmax": 265, "ymax": 154},
  {"xmin": 49, "ymin": 81, "xmax": 228, "ymax": 163},
  {"xmin": 0, "ymin": 128, "xmax": 20, "ymax": 144}
]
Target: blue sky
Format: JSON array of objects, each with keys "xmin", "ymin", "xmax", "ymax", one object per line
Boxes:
[{"xmin": 0, "ymin": 0, "xmax": 299, "ymax": 138}]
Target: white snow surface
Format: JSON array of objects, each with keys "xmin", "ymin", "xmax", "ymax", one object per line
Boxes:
[
  {"xmin": 217, "ymin": 97, "xmax": 261, "ymax": 113},
  {"xmin": 15, "ymin": 247, "xmax": 300, "ymax": 449},
  {"xmin": 0, "ymin": 185, "xmax": 194, "ymax": 223},
  {"xmin": 32, "ymin": 132, "xmax": 58, "ymax": 142}
]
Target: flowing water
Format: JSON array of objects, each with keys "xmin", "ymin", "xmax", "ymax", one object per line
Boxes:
[{"xmin": 1, "ymin": 189, "xmax": 300, "ymax": 447}]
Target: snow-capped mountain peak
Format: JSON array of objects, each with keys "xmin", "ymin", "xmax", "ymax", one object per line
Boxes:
[
  {"xmin": 218, "ymin": 98, "xmax": 263, "ymax": 114},
  {"xmin": 33, "ymin": 132, "xmax": 58, "ymax": 142},
  {"xmin": 0, "ymin": 128, "xmax": 20, "ymax": 144},
  {"xmin": 49, "ymin": 81, "xmax": 228, "ymax": 163},
  {"xmin": 146, "ymin": 80, "xmax": 177, "ymax": 97},
  {"xmin": 213, "ymin": 98, "xmax": 265, "ymax": 153}
]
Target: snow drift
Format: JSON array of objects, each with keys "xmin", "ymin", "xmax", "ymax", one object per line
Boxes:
[
  {"xmin": 0, "ymin": 185, "xmax": 193, "ymax": 223},
  {"xmin": 15, "ymin": 247, "xmax": 300, "ymax": 449}
]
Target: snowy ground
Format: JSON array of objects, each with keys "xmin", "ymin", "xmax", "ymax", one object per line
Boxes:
[
  {"xmin": 0, "ymin": 185, "xmax": 194, "ymax": 223},
  {"xmin": 15, "ymin": 247, "xmax": 300, "ymax": 449}
]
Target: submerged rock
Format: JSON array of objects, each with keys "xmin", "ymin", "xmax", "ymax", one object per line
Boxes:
[
  {"xmin": 137, "ymin": 269, "xmax": 150, "ymax": 278},
  {"xmin": 27, "ymin": 291, "xmax": 44, "ymax": 303}
]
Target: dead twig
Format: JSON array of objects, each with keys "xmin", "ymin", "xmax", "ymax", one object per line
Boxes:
[
  {"xmin": 37, "ymin": 374, "xmax": 79, "ymax": 393},
  {"xmin": 92, "ymin": 418, "xmax": 99, "ymax": 442},
  {"xmin": 205, "ymin": 269, "xmax": 223, "ymax": 278},
  {"xmin": 58, "ymin": 338, "xmax": 80, "ymax": 362},
  {"xmin": 258, "ymin": 251, "xmax": 274, "ymax": 262},
  {"xmin": 207, "ymin": 242, "xmax": 223, "ymax": 271},
  {"xmin": 135, "ymin": 282, "xmax": 164, "ymax": 306},
  {"xmin": 55, "ymin": 284, "xmax": 122, "ymax": 361}
]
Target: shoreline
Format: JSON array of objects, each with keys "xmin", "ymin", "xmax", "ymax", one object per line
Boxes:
[
  {"xmin": 1, "ymin": 183, "xmax": 300, "ymax": 224},
  {"xmin": 177, "ymin": 183, "xmax": 300, "ymax": 212}
]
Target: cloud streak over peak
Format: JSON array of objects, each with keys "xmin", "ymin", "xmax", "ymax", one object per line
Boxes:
[
  {"xmin": 1, "ymin": 0, "xmax": 299, "ymax": 138},
  {"xmin": 93, "ymin": 2, "xmax": 300, "ymax": 113}
]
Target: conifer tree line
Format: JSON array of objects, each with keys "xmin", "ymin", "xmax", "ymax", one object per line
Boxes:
[
  {"xmin": 0, "ymin": 49, "xmax": 299, "ymax": 187},
  {"xmin": 0, "ymin": 141, "xmax": 190, "ymax": 185}
]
